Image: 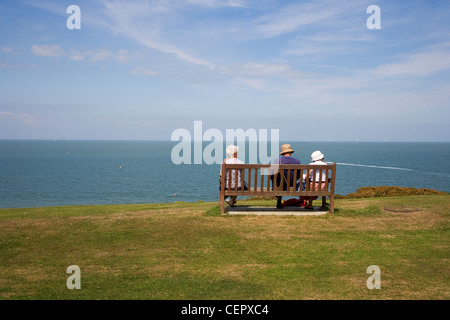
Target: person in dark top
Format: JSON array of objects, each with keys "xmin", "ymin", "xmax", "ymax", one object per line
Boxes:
[{"xmin": 271, "ymin": 144, "xmax": 301, "ymax": 209}]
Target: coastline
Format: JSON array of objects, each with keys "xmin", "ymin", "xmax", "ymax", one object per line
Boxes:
[{"xmin": 0, "ymin": 186, "xmax": 448, "ymax": 210}]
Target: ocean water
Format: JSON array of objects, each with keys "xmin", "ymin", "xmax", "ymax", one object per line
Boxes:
[{"xmin": 0, "ymin": 140, "xmax": 449, "ymax": 209}]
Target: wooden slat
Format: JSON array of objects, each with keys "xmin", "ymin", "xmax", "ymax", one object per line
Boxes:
[
  {"xmin": 286, "ymin": 169, "xmax": 291, "ymax": 191},
  {"xmin": 269, "ymin": 169, "xmax": 273, "ymax": 192},
  {"xmin": 260, "ymin": 170, "xmax": 265, "ymax": 192}
]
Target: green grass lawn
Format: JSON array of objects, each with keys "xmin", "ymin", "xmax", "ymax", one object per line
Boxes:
[{"xmin": 0, "ymin": 195, "xmax": 449, "ymax": 300}]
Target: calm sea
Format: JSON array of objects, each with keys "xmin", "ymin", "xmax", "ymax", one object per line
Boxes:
[{"xmin": 0, "ymin": 140, "xmax": 449, "ymax": 208}]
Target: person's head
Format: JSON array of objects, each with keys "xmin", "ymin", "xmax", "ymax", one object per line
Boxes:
[
  {"xmin": 279, "ymin": 144, "xmax": 295, "ymax": 156},
  {"xmin": 311, "ymin": 150, "xmax": 325, "ymax": 162},
  {"xmin": 226, "ymin": 145, "xmax": 239, "ymax": 158}
]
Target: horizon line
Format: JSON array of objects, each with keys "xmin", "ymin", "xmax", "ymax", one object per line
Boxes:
[{"xmin": 0, "ymin": 139, "xmax": 449, "ymax": 143}]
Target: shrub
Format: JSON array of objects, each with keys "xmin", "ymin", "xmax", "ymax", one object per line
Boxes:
[{"xmin": 336, "ymin": 186, "xmax": 447, "ymax": 199}]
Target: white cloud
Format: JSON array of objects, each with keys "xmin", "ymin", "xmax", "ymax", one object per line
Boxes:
[
  {"xmin": 67, "ymin": 50, "xmax": 85, "ymax": 62},
  {"xmin": 220, "ymin": 61, "xmax": 303, "ymax": 90},
  {"xmin": 244, "ymin": 0, "xmax": 368, "ymax": 39},
  {"xmin": 30, "ymin": 45, "xmax": 133, "ymax": 64},
  {"xmin": 233, "ymin": 77, "xmax": 266, "ymax": 90},
  {"xmin": 0, "ymin": 112, "xmax": 37, "ymax": 125},
  {"xmin": 1, "ymin": 46, "xmax": 13, "ymax": 53},
  {"xmin": 129, "ymin": 66, "xmax": 158, "ymax": 76},
  {"xmin": 95, "ymin": 0, "xmax": 216, "ymax": 69},
  {"xmin": 186, "ymin": 0, "xmax": 245, "ymax": 8},
  {"xmin": 115, "ymin": 49, "xmax": 131, "ymax": 63},
  {"xmin": 31, "ymin": 44, "xmax": 66, "ymax": 57},
  {"xmin": 89, "ymin": 48, "xmax": 112, "ymax": 62},
  {"xmin": 239, "ymin": 62, "xmax": 300, "ymax": 77},
  {"xmin": 252, "ymin": 3, "xmax": 337, "ymax": 38},
  {"xmin": 67, "ymin": 49, "xmax": 112, "ymax": 62},
  {"xmin": 372, "ymin": 51, "xmax": 450, "ymax": 77},
  {"xmin": 221, "ymin": 61, "xmax": 301, "ymax": 78}
]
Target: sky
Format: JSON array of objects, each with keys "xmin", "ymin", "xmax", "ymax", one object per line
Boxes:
[{"xmin": 0, "ymin": 0, "xmax": 449, "ymax": 142}]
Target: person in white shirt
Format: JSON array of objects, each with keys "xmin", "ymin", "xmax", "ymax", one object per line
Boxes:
[
  {"xmin": 309, "ymin": 150, "xmax": 328, "ymax": 181},
  {"xmin": 303, "ymin": 150, "xmax": 328, "ymax": 209},
  {"xmin": 220, "ymin": 145, "xmax": 246, "ymax": 207}
]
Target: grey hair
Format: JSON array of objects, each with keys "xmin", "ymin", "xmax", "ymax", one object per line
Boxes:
[{"xmin": 226, "ymin": 145, "xmax": 239, "ymax": 157}]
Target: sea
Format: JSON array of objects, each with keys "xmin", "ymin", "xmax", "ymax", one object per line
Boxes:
[{"xmin": 0, "ymin": 140, "xmax": 449, "ymax": 209}]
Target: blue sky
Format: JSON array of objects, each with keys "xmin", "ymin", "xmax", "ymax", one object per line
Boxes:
[{"xmin": 1, "ymin": 0, "xmax": 449, "ymax": 141}]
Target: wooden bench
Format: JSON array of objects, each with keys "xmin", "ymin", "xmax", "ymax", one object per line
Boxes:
[{"xmin": 219, "ymin": 163, "xmax": 337, "ymax": 214}]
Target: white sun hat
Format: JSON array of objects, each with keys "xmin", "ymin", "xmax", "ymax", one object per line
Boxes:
[{"xmin": 311, "ymin": 150, "xmax": 325, "ymax": 162}]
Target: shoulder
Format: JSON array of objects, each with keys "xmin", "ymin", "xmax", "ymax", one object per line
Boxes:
[
  {"xmin": 226, "ymin": 158, "xmax": 244, "ymax": 164},
  {"xmin": 286, "ymin": 156, "xmax": 300, "ymax": 164}
]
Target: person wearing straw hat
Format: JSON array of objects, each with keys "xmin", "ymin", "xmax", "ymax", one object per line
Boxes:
[{"xmin": 271, "ymin": 144, "xmax": 301, "ymax": 209}]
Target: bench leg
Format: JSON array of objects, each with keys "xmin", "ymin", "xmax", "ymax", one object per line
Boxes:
[
  {"xmin": 322, "ymin": 196, "xmax": 327, "ymax": 209},
  {"xmin": 330, "ymin": 196, "xmax": 334, "ymax": 213},
  {"xmin": 220, "ymin": 197, "xmax": 225, "ymax": 214},
  {"xmin": 276, "ymin": 196, "xmax": 282, "ymax": 209}
]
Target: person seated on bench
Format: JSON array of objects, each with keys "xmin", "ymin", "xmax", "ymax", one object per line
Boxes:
[
  {"xmin": 219, "ymin": 145, "xmax": 247, "ymax": 207},
  {"xmin": 271, "ymin": 144, "xmax": 301, "ymax": 209},
  {"xmin": 301, "ymin": 150, "xmax": 328, "ymax": 209}
]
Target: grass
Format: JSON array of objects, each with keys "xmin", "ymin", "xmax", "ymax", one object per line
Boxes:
[{"xmin": 0, "ymin": 195, "xmax": 449, "ymax": 300}]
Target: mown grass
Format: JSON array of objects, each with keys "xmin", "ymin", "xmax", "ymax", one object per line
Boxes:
[{"xmin": 0, "ymin": 195, "xmax": 449, "ymax": 300}]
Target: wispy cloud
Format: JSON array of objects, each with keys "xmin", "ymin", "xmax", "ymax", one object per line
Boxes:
[
  {"xmin": 129, "ymin": 66, "xmax": 158, "ymax": 76},
  {"xmin": 185, "ymin": 0, "xmax": 245, "ymax": 8},
  {"xmin": 31, "ymin": 44, "xmax": 135, "ymax": 63},
  {"xmin": 371, "ymin": 51, "xmax": 450, "ymax": 77},
  {"xmin": 68, "ymin": 48, "xmax": 133, "ymax": 63},
  {"xmin": 0, "ymin": 112, "xmax": 37, "ymax": 125},
  {"xmin": 236, "ymin": 62, "xmax": 301, "ymax": 77},
  {"xmin": 251, "ymin": 2, "xmax": 340, "ymax": 38},
  {"xmin": 94, "ymin": 0, "xmax": 216, "ymax": 69},
  {"xmin": 225, "ymin": 0, "xmax": 368, "ymax": 41},
  {"xmin": 24, "ymin": 0, "xmax": 365, "ymax": 71},
  {"xmin": 31, "ymin": 44, "xmax": 66, "ymax": 58},
  {"xmin": 1, "ymin": 47, "xmax": 14, "ymax": 53},
  {"xmin": 24, "ymin": 0, "xmax": 215, "ymax": 68},
  {"xmin": 219, "ymin": 61, "xmax": 302, "ymax": 90}
]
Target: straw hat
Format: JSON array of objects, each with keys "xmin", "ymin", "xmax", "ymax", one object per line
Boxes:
[
  {"xmin": 279, "ymin": 144, "xmax": 295, "ymax": 155},
  {"xmin": 311, "ymin": 150, "xmax": 324, "ymax": 161}
]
